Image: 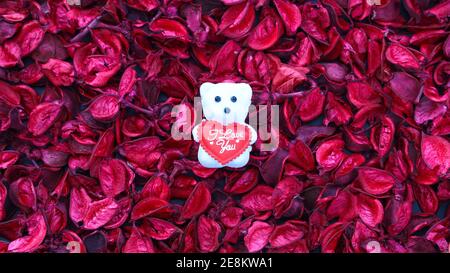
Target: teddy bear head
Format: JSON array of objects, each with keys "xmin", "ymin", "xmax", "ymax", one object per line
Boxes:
[{"xmin": 199, "ymin": 82, "xmax": 253, "ymax": 125}]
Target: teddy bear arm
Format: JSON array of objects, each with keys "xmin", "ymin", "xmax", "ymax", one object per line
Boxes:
[
  {"xmin": 226, "ymin": 147, "xmax": 251, "ymax": 168},
  {"xmin": 198, "ymin": 146, "xmax": 223, "ymax": 168}
]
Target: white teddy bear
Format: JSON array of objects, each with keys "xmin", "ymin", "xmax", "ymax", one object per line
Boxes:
[{"xmin": 193, "ymin": 82, "xmax": 257, "ymax": 168}]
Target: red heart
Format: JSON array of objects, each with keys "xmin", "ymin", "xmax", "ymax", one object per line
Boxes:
[{"xmin": 197, "ymin": 120, "xmax": 251, "ymax": 165}]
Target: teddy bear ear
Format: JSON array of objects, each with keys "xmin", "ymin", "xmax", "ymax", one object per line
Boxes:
[
  {"xmin": 199, "ymin": 82, "xmax": 215, "ymax": 97},
  {"xmin": 239, "ymin": 83, "xmax": 253, "ymax": 102}
]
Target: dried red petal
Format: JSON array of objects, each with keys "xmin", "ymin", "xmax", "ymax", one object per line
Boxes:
[
  {"xmin": 0, "ymin": 182, "xmax": 6, "ymax": 221},
  {"xmin": 357, "ymin": 194, "xmax": 384, "ymax": 227},
  {"xmin": 131, "ymin": 197, "xmax": 170, "ymax": 221},
  {"xmin": 316, "ymin": 139, "xmax": 346, "ymax": 171},
  {"xmin": 41, "ymin": 58, "xmax": 75, "ymax": 86},
  {"xmin": 122, "ymin": 226, "xmax": 155, "ymax": 253},
  {"xmin": 299, "ymin": 88, "xmax": 325, "ymax": 122},
  {"xmin": 82, "ymin": 198, "xmax": 119, "ymax": 230},
  {"xmin": 413, "ymin": 184, "xmax": 439, "ymax": 214},
  {"xmin": 320, "ymin": 222, "xmax": 345, "ymax": 253},
  {"xmin": 27, "ymin": 101, "xmax": 63, "ymax": 136},
  {"xmin": 118, "ymin": 66, "xmax": 137, "ymax": 98},
  {"xmin": 0, "ymin": 151, "xmax": 19, "ymax": 169},
  {"xmin": 324, "ymin": 92, "xmax": 352, "ymax": 126},
  {"xmin": 118, "ymin": 137, "xmax": 161, "ymax": 168},
  {"xmin": 0, "ymin": 80, "xmax": 21, "ymax": 106},
  {"xmin": 247, "ymin": 8, "xmax": 283, "ymax": 50},
  {"xmin": 197, "ymin": 215, "xmax": 221, "ymax": 252},
  {"xmin": 220, "ymin": 207, "xmax": 243, "ymax": 228},
  {"xmin": 141, "ymin": 218, "xmax": 180, "ymax": 241},
  {"xmin": 357, "ymin": 167, "xmax": 395, "ymax": 195},
  {"xmin": 9, "ymin": 177, "xmax": 36, "ymax": 210},
  {"xmin": 88, "ymin": 94, "xmax": 120, "ymax": 122},
  {"xmin": 0, "ymin": 40, "xmax": 21, "ymax": 68},
  {"xmin": 98, "ymin": 158, "xmax": 133, "ymax": 197},
  {"xmin": 269, "ymin": 220, "xmax": 306, "ymax": 248},
  {"xmin": 347, "ymin": 82, "xmax": 381, "ymax": 108},
  {"xmin": 244, "ymin": 221, "xmax": 274, "ymax": 252},
  {"xmin": 272, "ymin": 64, "xmax": 308, "ymax": 93},
  {"xmin": 181, "ymin": 182, "xmax": 211, "ymax": 219},
  {"xmin": 241, "ymin": 185, "xmax": 273, "ymax": 213},
  {"xmin": 14, "ymin": 20, "xmax": 45, "ymax": 57},
  {"xmin": 370, "ymin": 115, "xmax": 395, "ymax": 158},
  {"xmin": 389, "ymin": 72, "xmax": 421, "ymax": 103},
  {"xmin": 209, "ymin": 40, "xmax": 241, "ymax": 76},
  {"xmin": 0, "ymin": 0, "xmax": 447, "ymax": 254},
  {"xmin": 8, "ymin": 213, "xmax": 46, "ymax": 253},
  {"xmin": 300, "ymin": 3, "xmax": 330, "ymax": 44},
  {"xmin": 385, "ymin": 44, "xmax": 421, "ymax": 70},
  {"xmin": 140, "ymin": 176, "xmax": 170, "ymax": 201},
  {"xmin": 69, "ymin": 187, "xmax": 92, "ymax": 224},
  {"xmin": 219, "ymin": 2, "xmax": 255, "ymax": 39},
  {"xmin": 126, "ymin": 0, "xmax": 159, "ymax": 12},
  {"xmin": 327, "ymin": 190, "xmax": 357, "ymax": 222},
  {"xmin": 104, "ymin": 197, "xmax": 132, "ymax": 229},
  {"xmin": 286, "ymin": 140, "xmax": 315, "ymax": 173},
  {"xmin": 383, "ymin": 184, "xmax": 412, "ymax": 235},
  {"xmin": 149, "ymin": 18, "xmax": 190, "ymax": 43},
  {"xmin": 421, "ymin": 134, "xmax": 450, "ymax": 176},
  {"xmin": 224, "ymin": 168, "xmax": 259, "ymax": 194},
  {"xmin": 273, "ymin": 0, "xmax": 301, "ymax": 36}
]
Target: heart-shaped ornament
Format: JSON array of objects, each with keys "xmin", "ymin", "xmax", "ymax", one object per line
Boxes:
[{"xmin": 197, "ymin": 120, "xmax": 251, "ymax": 165}]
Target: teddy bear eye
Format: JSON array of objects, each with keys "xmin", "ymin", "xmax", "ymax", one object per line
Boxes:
[
  {"xmin": 231, "ymin": 96, "xmax": 237, "ymax": 103},
  {"xmin": 215, "ymin": 96, "xmax": 221, "ymax": 102}
]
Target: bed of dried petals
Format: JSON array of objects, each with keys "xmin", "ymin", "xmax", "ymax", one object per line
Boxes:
[{"xmin": 0, "ymin": 0, "xmax": 449, "ymax": 253}]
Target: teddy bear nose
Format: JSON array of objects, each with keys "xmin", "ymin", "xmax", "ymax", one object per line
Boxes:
[{"xmin": 224, "ymin": 107, "xmax": 231, "ymax": 114}]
